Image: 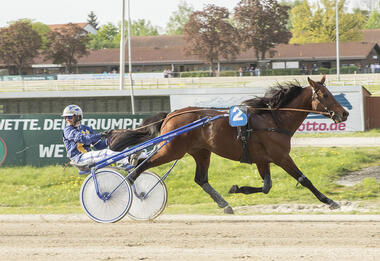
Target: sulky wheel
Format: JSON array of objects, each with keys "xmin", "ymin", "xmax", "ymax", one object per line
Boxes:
[
  {"xmin": 80, "ymin": 168, "xmax": 132, "ymax": 223},
  {"xmin": 127, "ymin": 171, "xmax": 168, "ymax": 221}
]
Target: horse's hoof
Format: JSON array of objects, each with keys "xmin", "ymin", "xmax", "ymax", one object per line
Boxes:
[
  {"xmin": 329, "ymin": 201, "xmax": 341, "ymax": 210},
  {"xmin": 262, "ymin": 184, "xmax": 272, "ymax": 194},
  {"xmin": 224, "ymin": 205, "xmax": 234, "ymax": 214},
  {"xmin": 228, "ymin": 185, "xmax": 239, "ymax": 194}
]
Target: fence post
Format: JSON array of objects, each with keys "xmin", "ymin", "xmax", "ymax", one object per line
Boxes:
[{"xmin": 22, "ymin": 79, "xmax": 26, "ymax": 92}]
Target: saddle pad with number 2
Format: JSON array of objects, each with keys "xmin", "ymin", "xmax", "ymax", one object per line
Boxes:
[{"xmin": 229, "ymin": 105, "xmax": 248, "ymax": 127}]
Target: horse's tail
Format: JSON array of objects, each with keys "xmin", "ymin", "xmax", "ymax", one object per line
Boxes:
[
  {"xmin": 108, "ymin": 112, "xmax": 168, "ymax": 152},
  {"xmin": 141, "ymin": 112, "xmax": 168, "ymax": 136}
]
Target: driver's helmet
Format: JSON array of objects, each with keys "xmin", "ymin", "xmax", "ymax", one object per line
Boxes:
[{"xmin": 61, "ymin": 105, "xmax": 83, "ymax": 120}]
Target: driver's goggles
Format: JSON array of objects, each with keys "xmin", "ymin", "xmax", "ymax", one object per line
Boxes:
[{"xmin": 64, "ymin": 116, "xmax": 73, "ymax": 119}]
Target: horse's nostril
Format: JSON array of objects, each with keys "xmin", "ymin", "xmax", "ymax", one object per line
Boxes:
[{"xmin": 343, "ymin": 111, "xmax": 349, "ymax": 118}]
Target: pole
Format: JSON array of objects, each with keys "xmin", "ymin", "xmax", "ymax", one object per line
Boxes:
[
  {"xmin": 127, "ymin": 0, "xmax": 135, "ymax": 114},
  {"xmin": 336, "ymin": 0, "xmax": 340, "ymax": 81},
  {"xmin": 119, "ymin": 0, "xmax": 125, "ymax": 90}
]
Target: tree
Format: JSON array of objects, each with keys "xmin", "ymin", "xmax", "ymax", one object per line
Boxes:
[
  {"xmin": 88, "ymin": 22, "xmax": 119, "ymax": 49},
  {"xmin": 111, "ymin": 19, "xmax": 159, "ymax": 45},
  {"xmin": 280, "ymin": 0, "xmax": 303, "ymax": 30},
  {"xmin": 44, "ymin": 23, "xmax": 90, "ymax": 73},
  {"xmin": 234, "ymin": 0, "xmax": 292, "ymax": 61},
  {"xmin": 7, "ymin": 19, "xmax": 51, "ymax": 49},
  {"xmin": 31, "ymin": 22, "xmax": 51, "ymax": 49},
  {"xmin": 290, "ymin": 0, "xmax": 366, "ymax": 44},
  {"xmin": 353, "ymin": 0, "xmax": 380, "ymax": 11},
  {"xmin": 89, "ymin": 19, "xmax": 158, "ymax": 50},
  {"xmin": 0, "ymin": 21, "xmax": 42, "ymax": 75},
  {"xmin": 166, "ymin": 1, "xmax": 194, "ymax": 35},
  {"xmin": 288, "ymin": 0, "xmax": 314, "ymax": 44},
  {"xmin": 87, "ymin": 11, "xmax": 99, "ymax": 30},
  {"xmin": 279, "ymin": 0, "xmax": 302, "ymax": 8},
  {"xmin": 113, "ymin": 19, "xmax": 158, "ymax": 41},
  {"xmin": 183, "ymin": 4, "xmax": 240, "ymax": 75},
  {"xmin": 130, "ymin": 19, "xmax": 159, "ymax": 36},
  {"xmin": 365, "ymin": 9, "xmax": 380, "ymax": 29},
  {"xmin": 352, "ymin": 8, "xmax": 370, "ymax": 20}
]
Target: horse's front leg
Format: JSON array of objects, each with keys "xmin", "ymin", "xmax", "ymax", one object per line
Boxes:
[
  {"xmin": 229, "ymin": 162, "xmax": 272, "ymax": 194},
  {"xmin": 191, "ymin": 149, "xmax": 234, "ymax": 214},
  {"xmin": 276, "ymin": 154, "xmax": 340, "ymax": 210}
]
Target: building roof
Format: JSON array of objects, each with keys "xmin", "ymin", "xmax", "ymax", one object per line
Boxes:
[
  {"xmin": 272, "ymin": 42, "xmax": 379, "ymax": 61},
  {"xmin": 47, "ymin": 23, "xmax": 97, "ymax": 35},
  {"xmin": 362, "ymin": 28, "xmax": 380, "ymax": 43},
  {"xmin": 3, "ymin": 32, "xmax": 380, "ymax": 68},
  {"xmin": 48, "ymin": 23, "xmax": 88, "ymax": 31},
  {"xmin": 66, "ymin": 36, "xmax": 379, "ymax": 66}
]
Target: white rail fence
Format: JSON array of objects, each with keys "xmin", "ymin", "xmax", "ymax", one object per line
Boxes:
[{"xmin": 0, "ymin": 74, "xmax": 379, "ymax": 94}]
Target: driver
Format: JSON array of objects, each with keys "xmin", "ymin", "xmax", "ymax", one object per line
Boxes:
[{"xmin": 61, "ymin": 104, "xmax": 143, "ymax": 168}]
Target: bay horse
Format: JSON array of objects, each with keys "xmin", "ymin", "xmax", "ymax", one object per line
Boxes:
[{"xmin": 107, "ymin": 76, "xmax": 349, "ymax": 214}]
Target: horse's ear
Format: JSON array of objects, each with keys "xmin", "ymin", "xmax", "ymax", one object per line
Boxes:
[
  {"xmin": 320, "ymin": 75, "xmax": 326, "ymax": 84},
  {"xmin": 307, "ymin": 77, "xmax": 315, "ymax": 87}
]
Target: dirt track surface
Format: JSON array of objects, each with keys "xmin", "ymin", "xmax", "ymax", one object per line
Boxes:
[{"xmin": 0, "ymin": 214, "xmax": 379, "ymax": 261}]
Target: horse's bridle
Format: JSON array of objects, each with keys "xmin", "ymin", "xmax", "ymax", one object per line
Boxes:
[{"xmin": 312, "ymin": 84, "xmax": 336, "ymax": 119}]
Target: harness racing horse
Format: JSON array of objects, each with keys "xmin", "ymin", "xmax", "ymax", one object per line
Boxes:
[{"xmin": 107, "ymin": 76, "xmax": 349, "ymax": 214}]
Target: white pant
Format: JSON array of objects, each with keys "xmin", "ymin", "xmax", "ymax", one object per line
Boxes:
[{"xmin": 73, "ymin": 149, "xmax": 130, "ymax": 166}]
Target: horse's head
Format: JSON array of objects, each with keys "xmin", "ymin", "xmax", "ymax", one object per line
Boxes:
[{"xmin": 308, "ymin": 75, "xmax": 349, "ymax": 123}]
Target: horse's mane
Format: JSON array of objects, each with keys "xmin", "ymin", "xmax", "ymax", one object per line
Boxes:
[{"xmin": 242, "ymin": 81, "xmax": 304, "ymax": 111}]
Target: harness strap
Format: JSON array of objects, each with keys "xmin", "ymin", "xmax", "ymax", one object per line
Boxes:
[
  {"xmin": 237, "ymin": 123, "xmax": 252, "ymax": 164},
  {"xmin": 234, "ymin": 106, "xmax": 252, "ymax": 164}
]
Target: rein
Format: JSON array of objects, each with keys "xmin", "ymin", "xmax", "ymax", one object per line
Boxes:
[
  {"xmin": 162, "ymin": 106, "xmax": 330, "ymax": 124},
  {"xmin": 112, "ymin": 109, "xmax": 225, "ymax": 133},
  {"xmin": 112, "ymin": 106, "xmax": 329, "ymax": 133},
  {"xmin": 161, "ymin": 109, "xmax": 229, "ymax": 129},
  {"xmin": 252, "ymin": 107, "xmax": 330, "ymax": 115}
]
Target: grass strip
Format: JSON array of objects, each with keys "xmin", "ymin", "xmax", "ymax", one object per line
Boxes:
[{"xmin": 0, "ymin": 147, "xmax": 379, "ymax": 214}]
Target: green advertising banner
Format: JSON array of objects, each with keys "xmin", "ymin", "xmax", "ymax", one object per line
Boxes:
[
  {"xmin": 0, "ymin": 75, "xmax": 57, "ymax": 81},
  {"xmin": 0, "ymin": 114, "xmax": 148, "ymax": 167}
]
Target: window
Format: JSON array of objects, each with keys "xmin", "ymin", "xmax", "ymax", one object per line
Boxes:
[
  {"xmin": 272, "ymin": 62, "xmax": 285, "ymax": 69},
  {"xmin": 286, "ymin": 61, "xmax": 299, "ymax": 69}
]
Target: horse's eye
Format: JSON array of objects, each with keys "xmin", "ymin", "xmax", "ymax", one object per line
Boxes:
[{"xmin": 323, "ymin": 94, "xmax": 329, "ymax": 98}]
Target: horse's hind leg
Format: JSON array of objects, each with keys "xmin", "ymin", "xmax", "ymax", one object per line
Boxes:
[
  {"xmin": 190, "ymin": 149, "xmax": 234, "ymax": 214},
  {"xmin": 259, "ymin": 163, "xmax": 272, "ymax": 194},
  {"xmin": 276, "ymin": 154, "xmax": 340, "ymax": 209},
  {"xmin": 229, "ymin": 163, "xmax": 272, "ymax": 194}
]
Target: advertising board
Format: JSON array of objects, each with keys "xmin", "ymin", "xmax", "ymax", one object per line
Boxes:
[
  {"xmin": 0, "ymin": 75, "xmax": 57, "ymax": 81},
  {"xmin": 56, "ymin": 72, "xmax": 163, "ymax": 80}
]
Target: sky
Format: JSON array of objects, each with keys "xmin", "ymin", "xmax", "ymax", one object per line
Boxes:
[{"xmin": 0, "ymin": 0, "xmax": 240, "ymax": 30}]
